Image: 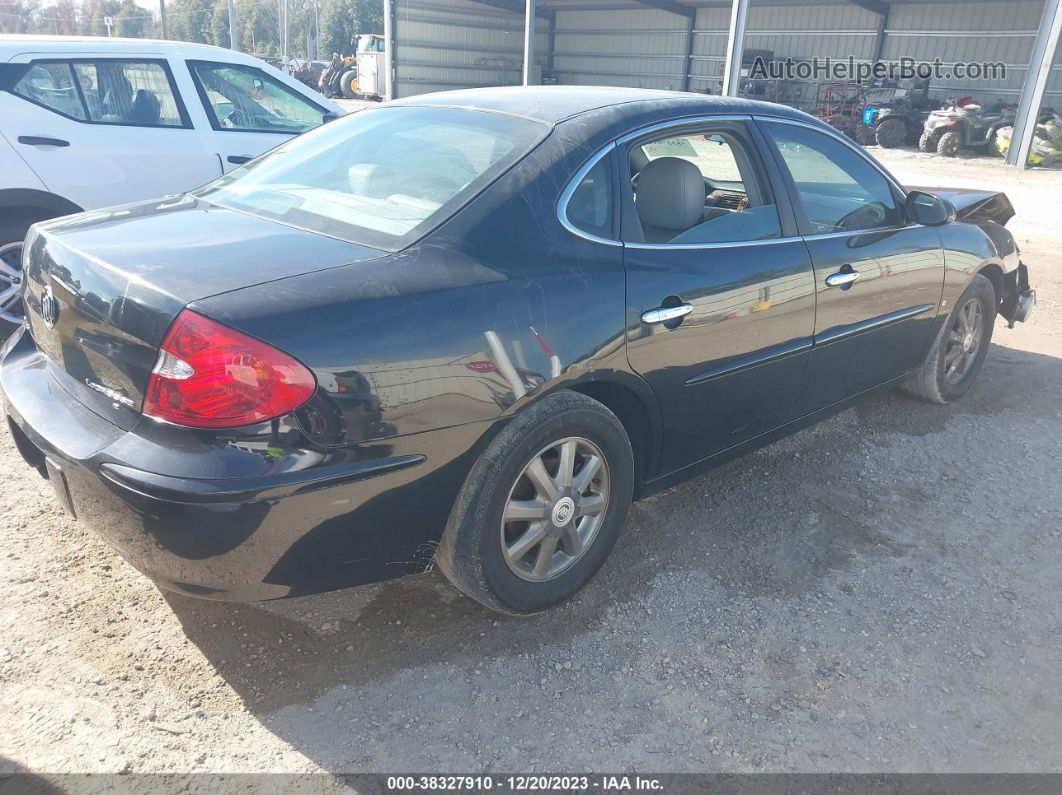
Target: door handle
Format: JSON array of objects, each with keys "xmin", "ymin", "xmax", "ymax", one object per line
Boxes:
[
  {"xmin": 18, "ymin": 136, "xmax": 70, "ymax": 147},
  {"xmin": 641, "ymin": 303, "xmax": 693, "ymax": 325},
  {"xmin": 227, "ymin": 155, "xmax": 253, "ymax": 165},
  {"xmin": 825, "ymin": 270, "xmax": 861, "ymax": 288}
]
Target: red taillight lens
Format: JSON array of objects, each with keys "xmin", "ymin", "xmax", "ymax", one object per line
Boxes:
[{"xmin": 143, "ymin": 310, "xmax": 316, "ymax": 429}]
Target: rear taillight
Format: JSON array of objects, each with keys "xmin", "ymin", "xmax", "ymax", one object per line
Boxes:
[{"xmin": 143, "ymin": 310, "xmax": 316, "ymax": 429}]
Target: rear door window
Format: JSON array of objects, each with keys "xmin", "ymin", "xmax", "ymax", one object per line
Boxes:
[
  {"xmin": 72, "ymin": 61, "xmax": 185, "ymax": 127},
  {"xmin": 626, "ymin": 127, "xmax": 782, "ymax": 245}
]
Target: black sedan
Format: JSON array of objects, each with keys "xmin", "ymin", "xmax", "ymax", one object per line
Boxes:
[{"xmin": 1, "ymin": 87, "xmax": 1035, "ymax": 615}]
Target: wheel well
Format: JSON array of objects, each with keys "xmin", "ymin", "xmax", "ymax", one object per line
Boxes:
[
  {"xmin": 978, "ymin": 263, "xmax": 1004, "ymax": 303},
  {"xmin": 567, "ymin": 381, "xmax": 653, "ymax": 490},
  {"xmin": 0, "ymin": 189, "xmax": 82, "ymax": 232}
]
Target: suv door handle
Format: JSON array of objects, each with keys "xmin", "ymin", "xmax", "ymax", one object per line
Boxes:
[
  {"xmin": 18, "ymin": 136, "xmax": 70, "ymax": 147},
  {"xmin": 641, "ymin": 303, "xmax": 693, "ymax": 325},
  {"xmin": 227, "ymin": 155, "xmax": 253, "ymax": 164},
  {"xmin": 825, "ymin": 270, "xmax": 861, "ymax": 288}
]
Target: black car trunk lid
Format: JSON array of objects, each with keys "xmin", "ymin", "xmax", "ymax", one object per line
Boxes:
[{"xmin": 21, "ymin": 196, "xmax": 384, "ymax": 430}]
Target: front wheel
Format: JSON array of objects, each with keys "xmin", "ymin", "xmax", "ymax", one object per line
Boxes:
[
  {"xmin": 436, "ymin": 391, "xmax": 634, "ymax": 614},
  {"xmin": 901, "ymin": 274, "xmax": 996, "ymax": 403},
  {"xmin": 937, "ymin": 130, "xmax": 962, "ymax": 157},
  {"xmin": 919, "ymin": 129, "xmax": 941, "ymax": 153},
  {"xmin": 339, "ymin": 69, "xmax": 358, "ymax": 99}
]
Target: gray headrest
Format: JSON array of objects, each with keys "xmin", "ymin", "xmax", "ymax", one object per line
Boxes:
[{"xmin": 636, "ymin": 156, "xmax": 704, "ymax": 231}]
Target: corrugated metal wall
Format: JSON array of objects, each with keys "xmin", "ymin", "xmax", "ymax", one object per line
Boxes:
[
  {"xmin": 391, "ymin": 1, "xmax": 1060, "ymax": 110},
  {"xmin": 394, "ymin": 0, "xmax": 547, "ymax": 98},
  {"xmin": 550, "ymin": 8, "xmax": 688, "ymax": 90},
  {"xmin": 882, "ymin": 0, "xmax": 1048, "ymax": 105}
]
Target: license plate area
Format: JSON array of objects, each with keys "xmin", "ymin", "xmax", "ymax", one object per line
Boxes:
[
  {"xmin": 44, "ymin": 457, "xmax": 77, "ymax": 518},
  {"xmin": 7, "ymin": 416, "xmax": 47, "ymax": 478}
]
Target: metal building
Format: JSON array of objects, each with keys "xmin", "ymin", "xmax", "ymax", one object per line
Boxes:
[{"xmin": 379, "ymin": 0, "xmax": 1062, "ymax": 167}]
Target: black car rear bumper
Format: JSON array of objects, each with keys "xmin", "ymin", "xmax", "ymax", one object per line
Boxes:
[{"xmin": 1, "ymin": 325, "xmax": 484, "ymax": 601}]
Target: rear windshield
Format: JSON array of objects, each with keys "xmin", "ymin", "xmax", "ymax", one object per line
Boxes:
[{"xmin": 194, "ymin": 106, "xmax": 549, "ymax": 250}]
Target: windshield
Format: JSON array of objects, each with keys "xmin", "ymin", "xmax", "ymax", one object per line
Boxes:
[{"xmin": 194, "ymin": 106, "xmax": 549, "ymax": 250}]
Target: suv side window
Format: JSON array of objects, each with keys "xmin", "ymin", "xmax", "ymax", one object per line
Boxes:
[
  {"xmin": 566, "ymin": 156, "xmax": 613, "ymax": 239},
  {"xmin": 763, "ymin": 122, "xmax": 900, "ymax": 234},
  {"xmin": 72, "ymin": 61, "xmax": 185, "ymax": 127},
  {"xmin": 188, "ymin": 61, "xmax": 325, "ymax": 134},
  {"xmin": 12, "ymin": 63, "xmax": 87, "ymax": 120},
  {"xmin": 626, "ymin": 126, "xmax": 782, "ymax": 245}
]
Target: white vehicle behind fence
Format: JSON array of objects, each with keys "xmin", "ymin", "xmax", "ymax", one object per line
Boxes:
[{"xmin": 0, "ymin": 35, "xmax": 344, "ymax": 330}]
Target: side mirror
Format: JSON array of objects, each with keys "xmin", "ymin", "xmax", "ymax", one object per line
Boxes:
[
  {"xmin": 321, "ymin": 110, "xmax": 342, "ymax": 124},
  {"xmin": 906, "ymin": 190, "xmax": 955, "ymax": 226}
]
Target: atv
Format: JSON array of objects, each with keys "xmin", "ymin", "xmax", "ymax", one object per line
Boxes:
[
  {"xmin": 814, "ymin": 82, "xmax": 874, "ymax": 146},
  {"xmin": 920, "ymin": 97, "xmax": 1017, "ymax": 157},
  {"xmin": 861, "ymin": 78, "xmax": 936, "ymax": 148},
  {"xmin": 993, "ymin": 108, "xmax": 1062, "ymax": 166}
]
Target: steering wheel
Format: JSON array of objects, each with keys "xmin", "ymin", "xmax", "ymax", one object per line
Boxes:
[{"xmin": 837, "ymin": 201, "xmax": 888, "ymax": 231}]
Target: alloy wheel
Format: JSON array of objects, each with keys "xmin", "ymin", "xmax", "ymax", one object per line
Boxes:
[
  {"xmin": 0, "ymin": 241, "xmax": 25, "ymax": 325},
  {"xmin": 500, "ymin": 436, "xmax": 610, "ymax": 582},
  {"xmin": 944, "ymin": 298, "xmax": 984, "ymax": 385}
]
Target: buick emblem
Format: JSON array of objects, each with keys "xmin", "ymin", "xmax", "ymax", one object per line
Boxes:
[{"xmin": 40, "ymin": 285, "xmax": 59, "ymax": 329}]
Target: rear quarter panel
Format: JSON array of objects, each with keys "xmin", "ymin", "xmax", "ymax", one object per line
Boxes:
[{"xmin": 191, "ymin": 128, "xmax": 639, "ymax": 450}]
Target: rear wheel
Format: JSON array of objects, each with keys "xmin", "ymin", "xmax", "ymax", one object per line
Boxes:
[
  {"xmin": 875, "ymin": 117, "xmax": 907, "ymax": 148},
  {"xmin": 937, "ymin": 130, "xmax": 962, "ymax": 157},
  {"xmin": 435, "ymin": 391, "xmax": 634, "ymax": 614},
  {"xmin": 901, "ymin": 274, "xmax": 996, "ymax": 403}
]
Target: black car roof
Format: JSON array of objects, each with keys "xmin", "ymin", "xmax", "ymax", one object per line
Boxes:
[{"xmin": 391, "ymin": 85, "xmax": 818, "ymax": 128}]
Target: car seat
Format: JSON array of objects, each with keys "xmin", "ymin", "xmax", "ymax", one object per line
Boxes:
[
  {"xmin": 130, "ymin": 90, "xmax": 162, "ymax": 125},
  {"xmin": 634, "ymin": 156, "xmax": 705, "ymax": 243}
]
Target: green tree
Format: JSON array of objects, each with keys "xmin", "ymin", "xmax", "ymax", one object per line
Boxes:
[
  {"xmin": 169, "ymin": 0, "xmax": 211, "ymax": 42},
  {"xmin": 114, "ymin": 0, "xmax": 146, "ymax": 37},
  {"xmin": 241, "ymin": 0, "xmax": 278, "ymax": 55},
  {"xmin": 319, "ymin": 0, "xmax": 380, "ymax": 57},
  {"xmin": 210, "ymin": 0, "xmax": 230, "ymax": 46}
]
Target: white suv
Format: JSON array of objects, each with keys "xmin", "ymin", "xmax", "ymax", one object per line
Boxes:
[{"xmin": 0, "ymin": 35, "xmax": 343, "ymax": 331}]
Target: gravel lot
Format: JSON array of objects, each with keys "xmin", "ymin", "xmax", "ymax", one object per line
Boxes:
[{"xmin": 1, "ymin": 145, "xmax": 1061, "ymax": 777}]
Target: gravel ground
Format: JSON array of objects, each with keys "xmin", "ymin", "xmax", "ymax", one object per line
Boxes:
[{"xmin": 1, "ymin": 145, "xmax": 1061, "ymax": 777}]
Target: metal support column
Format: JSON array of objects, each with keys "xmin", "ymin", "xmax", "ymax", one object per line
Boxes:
[
  {"xmin": 227, "ymin": 0, "xmax": 238, "ymax": 49},
  {"xmin": 523, "ymin": 0, "xmax": 537, "ymax": 86},
  {"xmin": 1007, "ymin": 0, "xmax": 1062, "ymax": 167},
  {"xmin": 384, "ymin": 0, "xmax": 397, "ymax": 100},
  {"xmin": 721, "ymin": 0, "xmax": 749, "ymax": 97},
  {"xmin": 682, "ymin": 13, "xmax": 695, "ymax": 92},
  {"xmin": 545, "ymin": 9, "xmax": 556, "ymax": 75},
  {"xmin": 870, "ymin": 2, "xmax": 890, "ymax": 64}
]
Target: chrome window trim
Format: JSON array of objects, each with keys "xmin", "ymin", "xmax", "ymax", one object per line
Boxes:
[
  {"xmin": 615, "ymin": 113, "xmax": 753, "ymax": 146},
  {"xmin": 555, "ymin": 112, "xmax": 902, "ymax": 251},
  {"xmin": 625, "ymin": 235, "xmax": 802, "ymax": 251},
  {"xmin": 555, "ymin": 141, "xmax": 622, "ymax": 248}
]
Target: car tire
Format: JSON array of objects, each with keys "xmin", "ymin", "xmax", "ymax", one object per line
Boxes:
[
  {"xmin": 937, "ymin": 130, "xmax": 962, "ymax": 157},
  {"xmin": 435, "ymin": 390, "xmax": 634, "ymax": 615},
  {"xmin": 339, "ymin": 70, "xmax": 358, "ymax": 99},
  {"xmin": 918, "ymin": 130, "xmax": 940, "ymax": 153},
  {"xmin": 875, "ymin": 117, "xmax": 907, "ymax": 148},
  {"xmin": 0, "ymin": 213, "xmax": 50, "ymax": 339},
  {"xmin": 901, "ymin": 274, "xmax": 996, "ymax": 404}
]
